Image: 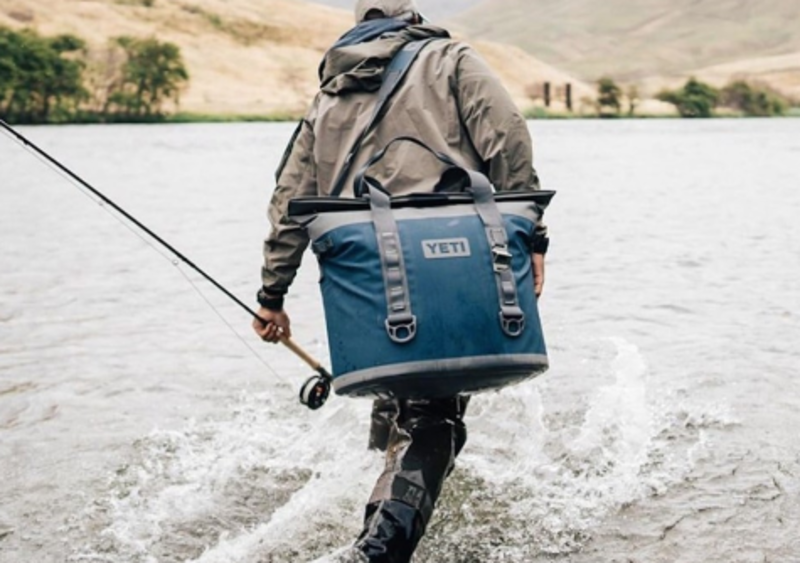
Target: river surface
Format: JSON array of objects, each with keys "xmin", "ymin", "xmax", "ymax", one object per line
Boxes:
[{"xmin": 1, "ymin": 119, "xmax": 799, "ymax": 563}]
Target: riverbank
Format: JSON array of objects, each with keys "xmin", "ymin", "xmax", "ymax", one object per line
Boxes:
[
  {"xmin": 0, "ymin": 111, "xmax": 301, "ymax": 125},
  {"xmin": 523, "ymin": 107, "xmax": 800, "ymax": 119},
  {"xmin": 5, "ymin": 108, "xmax": 800, "ymax": 126}
]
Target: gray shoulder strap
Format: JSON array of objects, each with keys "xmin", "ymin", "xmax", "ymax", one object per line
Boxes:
[{"xmin": 330, "ymin": 39, "xmax": 435, "ymax": 198}]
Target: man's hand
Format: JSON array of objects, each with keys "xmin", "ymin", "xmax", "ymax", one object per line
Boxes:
[
  {"xmin": 532, "ymin": 253, "xmax": 545, "ymax": 298},
  {"xmin": 252, "ymin": 307, "xmax": 292, "ymax": 343}
]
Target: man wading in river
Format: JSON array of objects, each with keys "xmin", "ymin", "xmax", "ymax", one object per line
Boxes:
[{"xmin": 253, "ymin": 0, "xmax": 548, "ymax": 560}]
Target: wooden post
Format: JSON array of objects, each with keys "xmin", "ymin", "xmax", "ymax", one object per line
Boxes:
[
  {"xmin": 565, "ymin": 83, "xmax": 573, "ymax": 112},
  {"xmin": 544, "ymin": 82, "xmax": 551, "ymax": 107}
]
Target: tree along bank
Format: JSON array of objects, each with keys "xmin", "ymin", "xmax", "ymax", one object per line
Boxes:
[{"xmin": 0, "ymin": 27, "xmax": 188, "ymax": 124}]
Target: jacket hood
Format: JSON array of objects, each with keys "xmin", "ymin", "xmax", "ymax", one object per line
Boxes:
[{"xmin": 319, "ymin": 24, "xmax": 449, "ymax": 95}]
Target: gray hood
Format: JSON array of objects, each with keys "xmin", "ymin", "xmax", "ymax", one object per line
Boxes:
[{"xmin": 319, "ymin": 25, "xmax": 450, "ymax": 95}]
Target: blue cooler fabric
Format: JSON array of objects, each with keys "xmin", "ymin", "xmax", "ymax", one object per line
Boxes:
[
  {"xmin": 289, "ymin": 170, "xmax": 554, "ymax": 398},
  {"xmin": 289, "ymin": 186, "xmax": 554, "ymax": 399}
]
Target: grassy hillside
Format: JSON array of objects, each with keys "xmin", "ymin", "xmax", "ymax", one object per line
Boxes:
[
  {"xmin": 306, "ymin": 0, "xmax": 484, "ymax": 23},
  {"xmin": 458, "ymin": 0, "xmax": 800, "ymax": 98},
  {"xmin": 0, "ymin": 0, "xmax": 589, "ymax": 118},
  {"xmin": 0, "ymin": 0, "xmax": 349, "ymax": 116}
]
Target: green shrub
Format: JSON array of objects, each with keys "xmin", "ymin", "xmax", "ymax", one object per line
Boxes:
[
  {"xmin": 720, "ymin": 80, "xmax": 788, "ymax": 116},
  {"xmin": 657, "ymin": 77, "xmax": 719, "ymax": 118},
  {"xmin": 596, "ymin": 77, "xmax": 622, "ymax": 116}
]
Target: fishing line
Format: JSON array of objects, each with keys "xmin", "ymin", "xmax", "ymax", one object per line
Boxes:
[
  {"xmin": 0, "ymin": 119, "xmax": 332, "ymax": 409},
  {"xmin": 12, "ymin": 136, "xmax": 286, "ymax": 381},
  {"xmin": 175, "ymin": 265, "xmax": 286, "ymax": 382},
  {"xmin": 10, "ymin": 141, "xmax": 285, "ymax": 381}
]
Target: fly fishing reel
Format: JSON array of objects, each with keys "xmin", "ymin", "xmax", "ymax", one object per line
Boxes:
[{"xmin": 299, "ymin": 369, "xmax": 332, "ymax": 410}]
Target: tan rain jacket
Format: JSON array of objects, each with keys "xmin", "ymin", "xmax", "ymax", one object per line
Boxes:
[{"xmin": 262, "ymin": 24, "xmax": 543, "ymax": 295}]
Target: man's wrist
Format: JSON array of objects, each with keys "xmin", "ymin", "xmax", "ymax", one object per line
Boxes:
[{"xmin": 256, "ymin": 287, "xmax": 285, "ymax": 311}]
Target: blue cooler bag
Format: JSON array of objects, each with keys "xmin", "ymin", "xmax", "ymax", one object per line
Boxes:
[{"xmin": 288, "ymin": 138, "xmax": 554, "ymax": 399}]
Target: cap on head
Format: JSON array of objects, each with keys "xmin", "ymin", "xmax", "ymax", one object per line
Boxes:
[{"xmin": 355, "ymin": 0, "xmax": 419, "ymax": 23}]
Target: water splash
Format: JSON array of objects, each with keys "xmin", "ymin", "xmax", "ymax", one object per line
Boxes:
[
  {"xmin": 416, "ymin": 338, "xmax": 693, "ymax": 561},
  {"xmin": 68, "ymin": 390, "xmax": 382, "ymax": 562},
  {"xmin": 68, "ymin": 338, "xmax": 721, "ymax": 562}
]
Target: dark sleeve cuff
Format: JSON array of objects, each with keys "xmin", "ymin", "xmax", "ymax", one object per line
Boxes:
[
  {"xmin": 256, "ymin": 287, "xmax": 285, "ymax": 311},
  {"xmin": 531, "ymin": 235, "xmax": 550, "ymax": 255}
]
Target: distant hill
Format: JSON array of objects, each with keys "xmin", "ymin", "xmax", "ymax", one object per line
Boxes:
[
  {"xmin": 457, "ymin": 0, "xmax": 800, "ymax": 98},
  {"xmin": 0, "ymin": 0, "xmax": 589, "ymax": 116},
  {"xmin": 302, "ymin": 0, "xmax": 483, "ymax": 24}
]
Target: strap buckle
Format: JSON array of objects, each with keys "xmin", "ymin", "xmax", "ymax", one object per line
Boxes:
[{"xmin": 492, "ymin": 245, "xmax": 513, "ymax": 273}]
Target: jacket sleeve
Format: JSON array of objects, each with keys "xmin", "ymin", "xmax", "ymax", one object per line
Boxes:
[
  {"xmin": 261, "ymin": 118, "xmax": 318, "ymax": 295},
  {"xmin": 453, "ymin": 45, "xmax": 541, "ymax": 194},
  {"xmin": 453, "ymin": 45, "xmax": 548, "ymax": 248}
]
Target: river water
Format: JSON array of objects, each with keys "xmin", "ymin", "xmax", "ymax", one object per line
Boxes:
[{"xmin": 0, "ymin": 119, "xmax": 798, "ymax": 563}]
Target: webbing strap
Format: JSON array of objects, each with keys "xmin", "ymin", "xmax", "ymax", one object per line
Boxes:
[
  {"xmin": 368, "ymin": 182, "xmax": 417, "ymax": 344},
  {"xmin": 367, "ymin": 169, "xmax": 524, "ymax": 343},
  {"xmin": 466, "ymin": 171, "xmax": 526, "ymax": 337},
  {"xmin": 330, "ymin": 39, "xmax": 435, "ymax": 197}
]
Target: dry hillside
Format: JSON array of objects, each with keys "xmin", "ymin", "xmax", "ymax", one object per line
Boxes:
[
  {"xmin": 307, "ymin": 0, "xmax": 483, "ymax": 23},
  {"xmin": 0, "ymin": 0, "xmax": 590, "ymax": 116},
  {"xmin": 689, "ymin": 52, "xmax": 800, "ymax": 96},
  {"xmin": 458, "ymin": 0, "xmax": 800, "ymax": 99}
]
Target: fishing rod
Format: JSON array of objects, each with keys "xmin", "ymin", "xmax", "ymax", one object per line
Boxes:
[{"xmin": 0, "ymin": 118, "xmax": 332, "ymax": 410}]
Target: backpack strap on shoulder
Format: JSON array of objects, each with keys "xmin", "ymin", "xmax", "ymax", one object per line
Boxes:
[{"xmin": 330, "ymin": 38, "xmax": 435, "ymax": 198}]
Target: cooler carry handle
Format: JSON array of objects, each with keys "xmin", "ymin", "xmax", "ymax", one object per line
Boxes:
[
  {"xmin": 457, "ymin": 168, "xmax": 527, "ymax": 338},
  {"xmin": 366, "ymin": 181, "xmax": 418, "ymax": 344},
  {"xmin": 357, "ymin": 137, "xmax": 527, "ymax": 340}
]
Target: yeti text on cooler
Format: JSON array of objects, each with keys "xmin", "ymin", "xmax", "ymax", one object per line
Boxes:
[{"xmin": 422, "ymin": 238, "xmax": 472, "ymax": 259}]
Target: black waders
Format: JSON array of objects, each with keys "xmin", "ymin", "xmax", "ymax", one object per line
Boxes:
[{"xmin": 355, "ymin": 396, "xmax": 470, "ymax": 562}]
